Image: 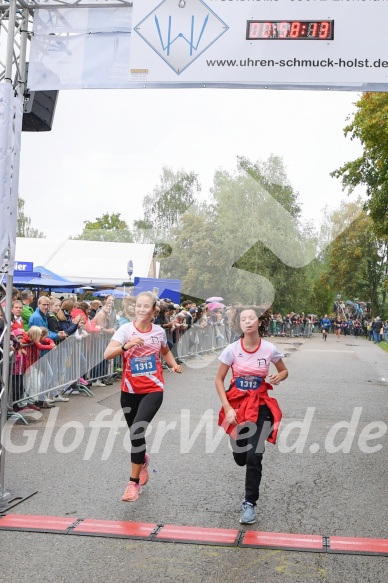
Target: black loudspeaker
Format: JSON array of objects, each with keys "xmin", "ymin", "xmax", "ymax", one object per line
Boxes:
[{"xmin": 22, "ymin": 89, "xmax": 58, "ymax": 132}]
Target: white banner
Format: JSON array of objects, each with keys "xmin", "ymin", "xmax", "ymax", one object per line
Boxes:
[
  {"xmin": 28, "ymin": 1, "xmax": 388, "ymax": 91},
  {"xmin": 0, "ymin": 84, "xmax": 22, "ymax": 274},
  {"xmin": 130, "ymin": 0, "xmax": 388, "ymax": 87},
  {"xmin": 29, "ymin": 7, "xmax": 132, "ymax": 90}
]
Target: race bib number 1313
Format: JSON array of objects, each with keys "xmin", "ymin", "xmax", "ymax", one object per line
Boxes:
[{"xmin": 130, "ymin": 355, "xmax": 157, "ymax": 376}]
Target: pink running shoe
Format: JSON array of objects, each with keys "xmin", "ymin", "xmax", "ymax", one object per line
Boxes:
[
  {"xmin": 139, "ymin": 453, "xmax": 150, "ymax": 486},
  {"xmin": 121, "ymin": 480, "xmax": 141, "ymax": 502},
  {"xmin": 79, "ymin": 378, "xmax": 89, "ymax": 386}
]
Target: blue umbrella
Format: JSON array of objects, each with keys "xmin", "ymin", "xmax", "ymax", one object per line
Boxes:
[{"xmin": 93, "ymin": 289, "xmax": 129, "ymax": 299}]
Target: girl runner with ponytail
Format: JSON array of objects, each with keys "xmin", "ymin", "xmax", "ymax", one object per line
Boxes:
[
  {"xmin": 215, "ymin": 305, "xmax": 288, "ymax": 524},
  {"xmin": 104, "ymin": 292, "xmax": 183, "ymax": 502}
]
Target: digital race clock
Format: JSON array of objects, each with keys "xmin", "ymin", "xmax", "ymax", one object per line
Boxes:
[{"xmin": 247, "ymin": 20, "xmax": 334, "ymax": 40}]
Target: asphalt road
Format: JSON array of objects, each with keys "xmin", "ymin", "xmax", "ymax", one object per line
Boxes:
[{"xmin": 1, "ymin": 333, "xmax": 387, "ymax": 583}]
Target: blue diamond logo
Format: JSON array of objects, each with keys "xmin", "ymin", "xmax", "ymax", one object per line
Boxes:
[{"xmin": 134, "ymin": 0, "xmax": 229, "ymax": 75}]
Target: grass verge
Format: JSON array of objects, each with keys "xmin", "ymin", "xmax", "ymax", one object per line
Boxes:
[{"xmin": 378, "ymin": 340, "xmax": 388, "ymax": 353}]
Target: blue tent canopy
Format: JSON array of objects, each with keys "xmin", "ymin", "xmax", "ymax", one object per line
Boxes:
[
  {"xmin": 12, "ymin": 271, "xmax": 42, "ymax": 284},
  {"xmin": 34, "ymin": 266, "xmax": 78, "ymax": 287},
  {"xmin": 10, "ymin": 265, "xmax": 81, "ymax": 290},
  {"xmin": 134, "ymin": 277, "xmax": 181, "ymax": 304}
]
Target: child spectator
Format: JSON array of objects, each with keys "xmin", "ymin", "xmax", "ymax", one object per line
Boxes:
[
  {"xmin": 73, "ymin": 316, "xmax": 92, "ymax": 388},
  {"xmin": 40, "ymin": 326, "xmax": 56, "ymax": 351},
  {"xmin": 24, "ymin": 326, "xmax": 58, "ymax": 408},
  {"xmin": 10, "ymin": 329, "xmax": 38, "ymax": 413}
]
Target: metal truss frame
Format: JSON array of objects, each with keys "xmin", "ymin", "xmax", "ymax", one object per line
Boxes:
[
  {"xmin": 0, "ymin": 0, "xmax": 132, "ymax": 93},
  {"xmin": 0, "ymin": 0, "xmax": 132, "ymax": 512}
]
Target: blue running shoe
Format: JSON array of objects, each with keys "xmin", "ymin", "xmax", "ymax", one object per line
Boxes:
[{"xmin": 240, "ymin": 501, "xmax": 256, "ymax": 524}]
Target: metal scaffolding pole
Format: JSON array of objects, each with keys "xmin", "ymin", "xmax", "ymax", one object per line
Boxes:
[
  {"xmin": 0, "ymin": 0, "xmax": 132, "ymax": 514},
  {"xmin": 0, "ymin": 0, "xmax": 36, "ymax": 513}
]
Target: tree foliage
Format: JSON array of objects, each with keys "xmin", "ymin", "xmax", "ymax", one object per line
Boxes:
[
  {"xmin": 141, "ymin": 166, "xmax": 201, "ymax": 235},
  {"xmin": 17, "ymin": 197, "xmax": 45, "ymax": 238},
  {"xmin": 327, "ymin": 200, "xmax": 388, "ymax": 315},
  {"xmin": 221, "ymin": 156, "xmax": 313, "ymax": 309},
  {"xmin": 71, "ymin": 154, "xmax": 385, "ymax": 317},
  {"xmin": 132, "ymin": 166, "xmax": 201, "ymax": 258},
  {"xmin": 161, "ymin": 156, "xmax": 317, "ymax": 308},
  {"xmin": 331, "ymin": 92, "xmax": 388, "ymax": 237},
  {"xmin": 74, "ymin": 212, "xmax": 133, "ymax": 242},
  {"xmin": 161, "ymin": 202, "xmax": 219, "ymax": 299}
]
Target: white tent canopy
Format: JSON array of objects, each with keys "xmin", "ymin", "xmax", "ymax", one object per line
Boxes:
[{"xmin": 15, "ymin": 238, "xmax": 155, "ymax": 286}]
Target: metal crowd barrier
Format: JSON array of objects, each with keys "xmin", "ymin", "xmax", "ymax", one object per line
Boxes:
[
  {"xmin": 268, "ymin": 321, "xmax": 317, "ymax": 338},
  {"xmin": 7, "ymin": 317, "xmax": 325, "ymax": 415},
  {"xmin": 7, "ymin": 323, "xmax": 234, "ymax": 411},
  {"xmin": 173, "ymin": 322, "xmax": 231, "ymax": 360},
  {"xmin": 8, "ymin": 333, "xmax": 117, "ymax": 409}
]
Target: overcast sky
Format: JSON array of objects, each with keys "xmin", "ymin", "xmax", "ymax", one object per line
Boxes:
[{"xmin": 19, "ymin": 88, "xmax": 363, "ymax": 240}]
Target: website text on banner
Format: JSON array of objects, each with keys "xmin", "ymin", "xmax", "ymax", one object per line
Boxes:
[{"xmin": 28, "ymin": 1, "xmax": 388, "ymax": 91}]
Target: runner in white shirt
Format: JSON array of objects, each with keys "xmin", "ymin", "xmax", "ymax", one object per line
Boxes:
[
  {"xmin": 104, "ymin": 292, "xmax": 183, "ymax": 502},
  {"xmin": 215, "ymin": 305, "xmax": 288, "ymax": 525}
]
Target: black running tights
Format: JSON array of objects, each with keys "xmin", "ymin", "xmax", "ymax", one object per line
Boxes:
[{"xmin": 121, "ymin": 391, "xmax": 163, "ymax": 464}]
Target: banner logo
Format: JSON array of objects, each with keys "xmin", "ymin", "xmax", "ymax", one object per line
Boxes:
[{"xmin": 134, "ymin": 0, "xmax": 228, "ymax": 75}]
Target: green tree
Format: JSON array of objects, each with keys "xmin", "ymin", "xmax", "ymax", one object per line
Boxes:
[
  {"xmin": 238, "ymin": 155, "xmax": 302, "ymax": 217},
  {"xmin": 327, "ymin": 200, "xmax": 388, "ymax": 316},
  {"xmin": 133, "ymin": 166, "xmax": 201, "ymax": 259},
  {"xmin": 308, "ymin": 270, "xmax": 335, "ymax": 317},
  {"xmin": 212, "ymin": 156, "xmax": 315, "ymax": 308},
  {"xmin": 131, "ymin": 219, "xmax": 153, "ymax": 243},
  {"xmin": 74, "ymin": 212, "xmax": 133, "ymax": 242},
  {"xmin": 161, "ymin": 202, "xmax": 218, "ymax": 300},
  {"xmin": 17, "ymin": 197, "xmax": 45, "ymax": 238},
  {"xmin": 331, "ymin": 92, "xmax": 388, "ymax": 237},
  {"xmin": 140, "ymin": 167, "xmax": 201, "ymax": 234},
  {"xmin": 161, "ymin": 156, "xmax": 316, "ymax": 309}
]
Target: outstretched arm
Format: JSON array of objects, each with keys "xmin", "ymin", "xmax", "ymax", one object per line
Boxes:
[{"xmin": 160, "ymin": 345, "xmax": 183, "ymax": 373}]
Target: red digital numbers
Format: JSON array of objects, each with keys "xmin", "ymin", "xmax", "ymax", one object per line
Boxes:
[
  {"xmin": 308, "ymin": 22, "xmax": 319, "ymax": 38},
  {"xmin": 290, "ymin": 22, "xmax": 301, "ymax": 38},
  {"xmin": 262, "ymin": 22, "xmax": 272, "ymax": 38},
  {"xmin": 247, "ymin": 20, "xmax": 333, "ymax": 40},
  {"xmin": 319, "ymin": 22, "xmax": 330, "ymax": 38},
  {"xmin": 279, "ymin": 22, "xmax": 289, "ymax": 38},
  {"xmin": 249, "ymin": 22, "xmax": 261, "ymax": 39}
]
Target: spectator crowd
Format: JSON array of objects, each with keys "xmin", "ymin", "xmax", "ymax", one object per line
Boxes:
[{"xmin": 1, "ymin": 288, "xmax": 387, "ymax": 419}]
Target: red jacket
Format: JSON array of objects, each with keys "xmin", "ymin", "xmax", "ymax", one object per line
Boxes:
[
  {"xmin": 24, "ymin": 340, "xmax": 52, "ymax": 370},
  {"xmin": 71, "ymin": 308, "xmax": 100, "ymax": 334},
  {"xmin": 218, "ymin": 382, "xmax": 282, "ymax": 443},
  {"xmin": 40, "ymin": 337, "xmax": 56, "ymax": 351}
]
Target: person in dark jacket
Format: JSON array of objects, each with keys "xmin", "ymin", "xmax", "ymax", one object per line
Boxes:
[
  {"xmin": 372, "ymin": 317, "xmax": 382, "ymax": 343},
  {"xmin": 48, "ymin": 298, "xmax": 65, "ymax": 338},
  {"xmin": 89, "ymin": 300, "xmax": 102, "ymax": 320},
  {"xmin": 57, "ymin": 299, "xmax": 81, "ymax": 336}
]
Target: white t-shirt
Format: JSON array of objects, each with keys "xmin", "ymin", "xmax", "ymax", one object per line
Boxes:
[
  {"xmin": 112, "ymin": 322, "xmax": 167, "ymax": 394},
  {"xmin": 218, "ymin": 338, "xmax": 284, "ymax": 384}
]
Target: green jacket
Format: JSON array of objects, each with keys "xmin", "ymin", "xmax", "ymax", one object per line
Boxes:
[{"xmin": 22, "ymin": 303, "xmax": 34, "ymax": 331}]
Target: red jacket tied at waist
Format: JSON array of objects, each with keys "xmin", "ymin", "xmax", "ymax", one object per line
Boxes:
[{"xmin": 218, "ymin": 382, "xmax": 282, "ymax": 443}]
